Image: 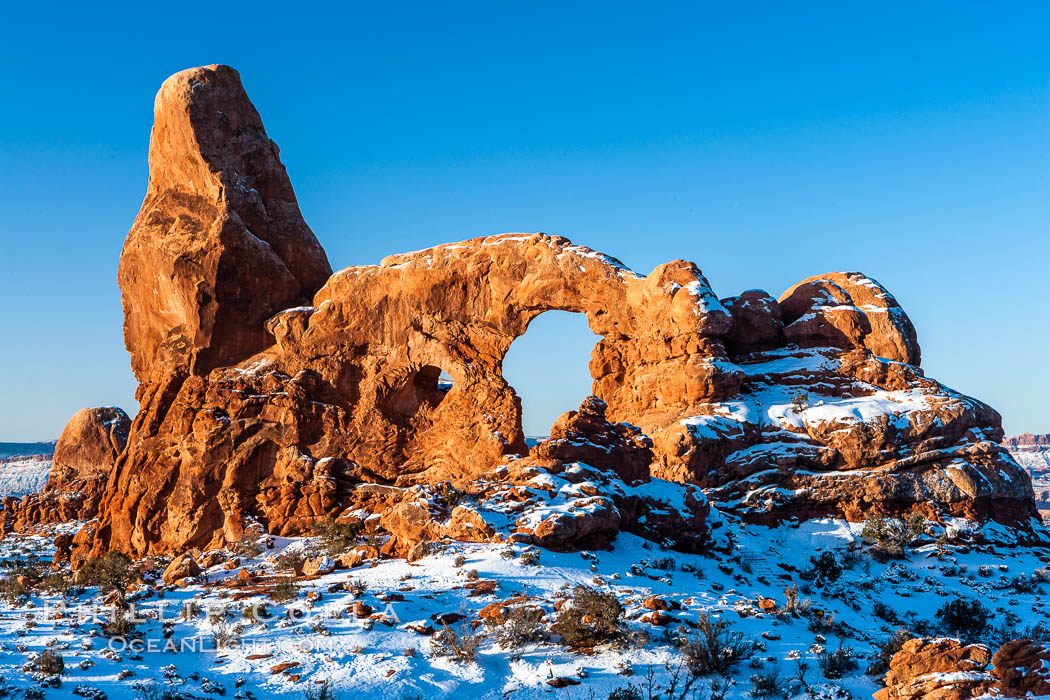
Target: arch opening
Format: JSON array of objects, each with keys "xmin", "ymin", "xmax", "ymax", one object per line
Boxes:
[{"xmin": 501, "ymin": 310, "xmax": 602, "ymax": 444}]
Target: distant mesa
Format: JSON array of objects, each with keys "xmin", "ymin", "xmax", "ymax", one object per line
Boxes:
[{"xmin": 2, "ymin": 64, "xmax": 1041, "ymax": 561}]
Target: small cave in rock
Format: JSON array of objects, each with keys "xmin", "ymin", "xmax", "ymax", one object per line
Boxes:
[{"xmin": 500, "ymin": 310, "xmax": 601, "ymax": 445}]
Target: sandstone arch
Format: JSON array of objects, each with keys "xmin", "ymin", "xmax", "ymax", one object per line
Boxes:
[
  {"xmin": 64, "ymin": 63, "xmax": 1037, "ymax": 559},
  {"xmin": 267, "ymin": 232, "xmax": 742, "ymax": 482}
]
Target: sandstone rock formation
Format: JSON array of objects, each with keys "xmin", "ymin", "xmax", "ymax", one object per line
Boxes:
[
  {"xmin": 118, "ymin": 64, "xmax": 331, "ymax": 383},
  {"xmin": 875, "ymin": 637, "xmax": 1050, "ymax": 700},
  {"xmin": 0, "ymin": 407, "xmax": 130, "ymax": 531},
  {"xmin": 32, "ymin": 63, "xmax": 1033, "ymax": 560},
  {"xmin": 874, "ymin": 638, "xmax": 994, "ymax": 700}
]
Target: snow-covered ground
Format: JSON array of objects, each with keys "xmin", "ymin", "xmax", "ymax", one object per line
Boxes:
[
  {"xmin": 0, "ymin": 458, "xmax": 51, "ymax": 498},
  {"xmin": 2, "ymin": 515, "xmax": 1047, "ymax": 700}
]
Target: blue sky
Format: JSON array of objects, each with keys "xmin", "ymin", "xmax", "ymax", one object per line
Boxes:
[{"xmin": 1, "ymin": 2, "xmax": 1048, "ymax": 440}]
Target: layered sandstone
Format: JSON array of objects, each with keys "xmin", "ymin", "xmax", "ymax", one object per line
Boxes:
[
  {"xmin": 31, "ymin": 63, "xmax": 1033, "ymax": 560},
  {"xmin": 875, "ymin": 638, "xmax": 1050, "ymax": 700}
]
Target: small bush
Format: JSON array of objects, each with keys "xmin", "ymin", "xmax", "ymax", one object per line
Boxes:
[
  {"xmin": 230, "ymin": 531, "xmax": 263, "ymax": 558},
  {"xmin": 274, "ymin": 549, "xmax": 307, "ymax": 573},
  {"xmin": 31, "ymin": 648, "xmax": 65, "ymax": 675},
  {"xmin": 101, "ymin": 612, "xmax": 137, "ymax": 638},
  {"xmin": 552, "ymin": 585, "xmax": 625, "ymax": 649},
  {"xmin": 680, "ymin": 612, "xmax": 755, "ymax": 676},
  {"xmin": 805, "ymin": 608, "xmax": 844, "ymax": 636},
  {"xmin": 872, "ymin": 601, "xmax": 899, "ymax": 624},
  {"xmin": 435, "ymin": 482, "xmax": 468, "ymax": 509},
  {"xmin": 270, "ymin": 579, "xmax": 299, "ymax": 604},
  {"xmin": 311, "ymin": 518, "xmax": 362, "ymax": 556},
  {"xmin": 453, "ymin": 554, "xmax": 466, "ymax": 568},
  {"xmin": 519, "ymin": 550, "xmax": 540, "ymax": 566},
  {"xmin": 487, "ymin": 603, "xmax": 547, "ymax": 648},
  {"xmin": 935, "ymin": 598, "xmax": 991, "ymax": 643},
  {"xmin": 1009, "ymin": 574, "xmax": 1039, "ymax": 594},
  {"xmin": 782, "ymin": 584, "xmax": 811, "ymax": 617},
  {"xmin": 818, "ymin": 643, "xmax": 859, "ymax": 679},
  {"xmin": 79, "ymin": 551, "xmax": 135, "ymax": 594},
  {"xmin": 304, "ymin": 679, "xmax": 336, "ymax": 700},
  {"xmin": 867, "ymin": 628, "xmax": 915, "ymax": 676},
  {"xmin": 431, "ymin": 621, "xmax": 483, "ymax": 662},
  {"xmin": 0, "ymin": 577, "xmax": 28, "ymax": 605},
  {"xmin": 39, "ymin": 572, "xmax": 78, "ymax": 598},
  {"xmin": 861, "ymin": 514, "xmax": 925, "ymax": 559},
  {"xmin": 242, "ymin": 603, "xmax": 271, "ymax": 622},
  {"xmin": 749, "ymin": 664, "xmax": 784, "ymax": 698},
  {"xmin": 801, "ymin": 552, "xmax": 842, "ymax": 586}
]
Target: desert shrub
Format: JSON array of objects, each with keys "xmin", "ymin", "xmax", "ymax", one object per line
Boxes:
[
  {"xmin": 861, "ymin": 514, "xmax": 925, "ymax": 559},
  {"xmin": 818, "ymin": 643, "xmax": 859, "ymax": 679},
  {"xmin": 0, "ymin": 577, "xmax": 28, "ymax": 605},
  {"xmin": 646, "ymin": 556, "xmax": 677, "ymax": 571},
  {"xmin": 79, "ymin": 552, "xmax": 135, "ymax": 594},
  {"xmin": 805, "ymin": 608, "xmax": 845, "ymax": 637},
  {"xmin": 606, "ymin": 687, "xmax": 644, "ymax": 700},
  {"xmin": 212, "ymin": 624, "xmax": 239, "ymax": 649},
  {"xmin": 230, "ymin": 531, "xmax": 263, "ymax": 558},
  {"xmin": 304, "ymin": 679, "xmax": 336, "ymax": 700},
  {"xmin": 801, "ymin": 552, "xmax": 842, "ymax": 586},
  {"xmin": 552, "ymin": 585, "xmax": 625, "ymax": 649},
  {"xmin": 935, "ymin": 598, "xmax": 991, "ymax": 643},
  {"xmin": 487, "ymin": 603, "xmax": 547, "ymax": 648},
  {"xmin": 519, "ymin": 550, "xmax": 540, "ymax": 566},
  {"xmin": 39, "ymin": 572, "xmax": 79, "ymax": 598},
  {"xmin": 270, "ymin": 579, "xmax": 299, "ymax": 603},
  {"xmin": 1009, "ymin": 574, "xmax": 1040, "ymax": 594},
  {"xmin": 782, "ymin": 584, "xmax": 811, "ymax": 616},
  {"xmin": 274, "ymin": 549, "xmax": 308, "ymax": 573},
  {"xmin": 242, "ymin": 603, "xmax": 270, "ymax": 622},
  {"xmin": 311, "ymin": 518, "xmax": 362, "ymax": 555},
  {"xmin": 872, "ymin": 601, "xmax": 899, "ymax": 623},
  {"xmin": 435, "ymin": 481, "xmax": 468, "ymax": 509},
  {"xmin": 101, "ymin": 612, "xmax": 137, "ymax": 638},
  {"xmin": 430, "ymin": 621, "xmax": 483, "ymax": 662},
  {"xmin": 749, "ymin": 664, "xmax": 784, "ymax": 697},
  {"xmin": 867, "ymin": 628, "xmax": 915, "ymax": 676},
  {"xmin": 679, "ymin": 612, "xmax": 755, "ymax": 676},
  {"xmin": 453, "ymin": 554, "xmax": 466, "ymax": 568},
  {"xmin": 30, "ymin": 648, "xmax": 65, "ymax": 675},
  {"xmin": 347, "ymin": 578, "xmax": 368, "ymax": 597}
]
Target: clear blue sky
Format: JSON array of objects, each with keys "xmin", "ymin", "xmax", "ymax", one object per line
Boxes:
[{"xmin": 1, "ymin": 2, "xmax": 1047, "ymax": 440}]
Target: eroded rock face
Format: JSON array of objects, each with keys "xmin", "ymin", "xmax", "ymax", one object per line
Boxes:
[
  {"xmin": 875, "ymin": 638, "xmax": 1050, "ymax": 700},
  {"xmin": 119, "ymin": 64, "xmax": 331, "ymax": 383},
  {"xmin": 53, "ymin": 64, "xmax": 1039, "ymax": 559},
  {"xmin": 0, "ymin": 407, "xmax": 130, "ymax": 531},
  {"xmin": 875, "ymin": 638, "xmax": 994, "ymax": 700}
]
